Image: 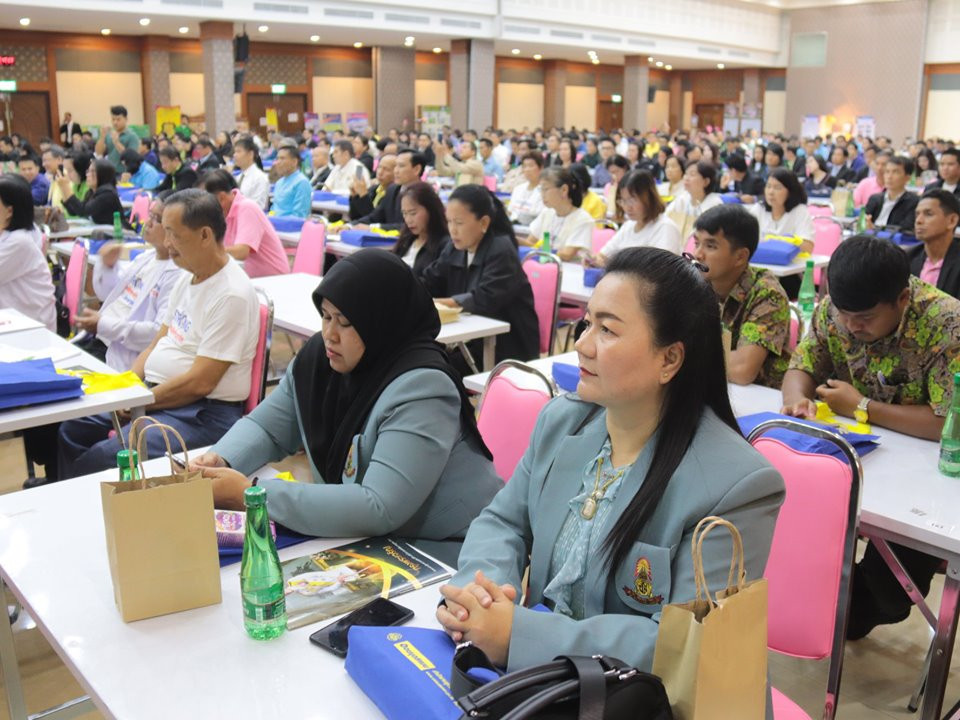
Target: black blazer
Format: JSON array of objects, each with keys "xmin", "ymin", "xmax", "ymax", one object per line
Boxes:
[
  {"xmin": 420, "ymin": 233, "xmax": 540, "ymax": 363},
  {"xmin": 394, "ymin": 234, "xmax": 448, "ymax": 280},
  {"xmin": 351, "ymin": 183, "xmax": 403, "ymax": 230},
  {"xmin": 357, "ymin": 152, "xmax": 375, "ymax": 175},
  {"xmin": 155, "ymin": 164, "xmax": 198, "ymax": 193},
  {"xmin": 63, "ymin": 185, "xmax": 125, "ymax": 226},
  {"xmin": 865, "ymin": 191, "xmax": 919, "ymax": 232},
  {"xmin": 923, "ymin": 178, "xmax": 960, "ymax": 200},
  {"xmin": 830, "ymin": 165, "xmax": 858, "ymax": 185},
  {"xmin": 196, "ymin": 153, "xmax": 221, "ymax": 174},
  {"xmin": 908, "ymin": 240, "xmax": 960, "ymax": 299},
  {"xmin": 855, "ymin": 165, "xmax": 872, "ymax": 183}
]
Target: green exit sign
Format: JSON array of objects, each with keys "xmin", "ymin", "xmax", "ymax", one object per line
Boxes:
[
  {"xmin": 271, "ymin": 83, "xmax": 286, "ymax": 94},
  {"xmin": 611, "ymin": 94, "xmax": 622, "ymax": 104},
  {"xmin": 0, "ymin": 80, "xmax": 17, "ymax": 92}
]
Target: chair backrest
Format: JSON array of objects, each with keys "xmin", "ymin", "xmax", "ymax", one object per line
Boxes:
[
  {"xmin": 684, "ymin": 232, "xmax": 695, "ymax": 255},
  {"xmin": 808, "ymin": 204, "xmax": 833, "ymax": 218},
  {"xmin": 522, "ymin": 251, "xmax": 562, "ymax": 354},
  {"xmin": 292, "ymin": 220, "xmax": 326, "ymax": 275},
  {"xmin": 64, "ymin": 241, "xmax": 88, "ymax": 326},
  {"xmin": 476, "ymin": 360, "xmax": 556, "ymax": 481},
  {"xmin": 591, "ymin": 227, "xmax": 615, "ymax": 254},
  {"xmin": 129, "ymin": 193, "xmax": 151, "ymax": 227},
  {"xmin": 748, "ymin": 418, "xmax": 861, "ymax": 719},
  {"xmin": 245, "ymin": 289, "xmax": 275, "ymax": 415},
  {"xmin": 483, "ymin": 175, "xmax": 497, "ymax": 191},
  {"xmin": 787, "ymin": 303, "xmax": 802, "ymax": 350},
  {"xmin": 812, "ymin": 218, "xmax": 843, "ymax": 285}
]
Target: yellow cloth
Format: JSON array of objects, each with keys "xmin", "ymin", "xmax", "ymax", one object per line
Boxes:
[
  {"xmin": 581, "ymin": 191, "xmax": 607, "ymax": 221},
  {"xmin": 57, "ymin": 369, "xmax": 147, "ymax": 395},
  {"xmin": 372, "ymin": 183, "xmax": 386, "ymax": 208},
  {"xmin": 815, "ymin": 401, "xmax": 873, "ymax": 435}
]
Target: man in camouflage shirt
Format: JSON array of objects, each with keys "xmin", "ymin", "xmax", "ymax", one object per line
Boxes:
[
  {"xmin": 692, "ymin": 205, "xmax": 791, "ymax": 388},
  {"xmin": 782, "ymin": 234, "xmax": 960, "ymax": 640}
]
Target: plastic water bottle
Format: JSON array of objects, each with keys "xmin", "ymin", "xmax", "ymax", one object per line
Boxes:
[
  {"xmin": 939, "ymin": 373, "xmax": 960, "ymax": 478},
  {"xmin": 116, "ymin": 449, "xmax": 139, "ymax": 483},
  {"xmin": 112, "ymin": 210, "xmax": 123, "ymax": 241},
  {"xmin": 797, "ymin": 259, "xmax": 816, "ymax": 329},
  {"xmin": 240, "ymin": 486, "xmax": 286, "ymax": 639}
]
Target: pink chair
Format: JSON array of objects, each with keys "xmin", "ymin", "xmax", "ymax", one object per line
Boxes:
[
  {"xmin": 592, "ymin": 227, "xmax": 615, "ymax": 254},
  {"xmin": 808, "ymin": 204, "xmax": 833, "ymax": 218},
  {"xmin": 245, "ymin": 290, "xmax": 275, "ymax": 414},
  {"xmin": 684, "ymin": 232, "xmax": 695, "ymax": 255},
  {"xmin": 522, "ymin": 251, "xmax": 562, "ymax": 354},
  {"xmin": 292, "ymin": 220, "xmax": 326, "ymax": 275},
  {"xmin": 129, "ymin": 193, "xmax": 151, "ymax": 229},
  {"xmin": 64, "ymin": 241, "xmax": 88, "ymax": 328},
  {"xmin": 476, "ymin": 360, "xmax": 555, "ymax": 481},
  {"xmin": 812, "ymin": 218, "xmax": 843, "ymax": 285},
  {"xmin": 483, "ymin": 175, "xmax": 498, "ymax": 192},
  {"xmin": 747, "ymin": 418, "xmax": 862, "ymax": 720}
]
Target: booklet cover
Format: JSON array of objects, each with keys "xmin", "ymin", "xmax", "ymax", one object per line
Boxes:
[{"xmin": 281, "ymin": 537, "xmax": 450, "ymax": 630}]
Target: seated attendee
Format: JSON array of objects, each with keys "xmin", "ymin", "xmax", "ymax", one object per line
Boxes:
[
  {"xmin": 749, "ymin": 168, "xmax": 815, "ymax": 254},
  {"xmin": 352, "ymin": 134, "xmax": 374, "ymax": 175},
  {"xmin": 762, "ymin": 142, "xmax": 784, "ymax": 180},
  {"xmin": 909, "ymin": 189, "xmax": 960, "ymax": 299},
  {"xmin": 924, "ymin": 147, "xmax": 960, "ymax": 199},
  {"xmin": 394, "ymin": 181, "xmax": 449, "ymax": 279},
  {"xmin": 323, "ymin": 140, "xmax": 371, "ymax": 194},
  {"xmin": 570, "ymin": 163, "xmax": 606, "ymax": 221},
  {"xmin": 590, "ymin": 136, "xmax": 617, "ymax": 188},
  {"xmin": 828, "ymin": 146, "xmax": 857, "ymax": 185},
  {"xmin": 308, "ymin": 141, "xmax": 333, "ymax": 189},
  {"xmin": 720, "ymin": 154, "xmax": 764, "ymax": 203},
  {"xmin": 665, "ymin": 160, "xmax": 723, "ymax": 241},
  {"xmin": 201, "ymin": 169, "xmax": 290, "ymax": 278},
  {"xmin": 593, "ymin": 170, "xmax": 681, "ymax": 264},
  {"xmin": 233, "ymin": 136, "xmax": 269, "ymax": 212},
  {"xmin": 508, "ymin": 152, "xmax": 544, "ymax": 225},
  {"xmin": 194, "ymin": 139, "xmax": 221, "ymax": 173},
  {"xmin": 356, "ymin": 149, "xmax": 426, "ymax": 231},
  {"xmin": 802, "ymin": 154, "xmax": 836, "ymax": 199},
  {"xmin": 661, "ymin": 154, "xmax": 685, "ymax": 199},
  {"xmin": 785, "ymin": 145, "xmax": 804, "ymax": 176},
  {"xmin": 140, "ymin": 136, "xmax": 160, "ymax": 170},
  {"xmin": 478, "ymin": 138, "xmax": 504, "ymax": 182},
  {"xmin": 119, "ymin": 149, "xmax": 163, "ymax": 191},
  {"xmin": 750, "ymin": 144, "xmax": 766, "ymax": 176},
  {"xmin": 42, "ymin": 145, "xmax": 68, "ymax": 211},
  {"xmin": 865, "ymin": 156, "xmax": 918, "ymax": 231},
  {"xmin": 603, "ymin": 155, "xmax": 632, "ymax": 221},
  {"xmin": 272, "ymin": 145, "xmax": 312, "ymax": 219},
  {"xmin": 693, "ymin": 205, "xmax": 790, "ymax": 387},
  {"xmin": 782, "ymin": 234, "xmax": 960, "ymax": 639},
  {"xmin": 522, "ymin": 166, "xmax": 593, "ymax": 261},
  {"xmin": 0, "ymin": 175, "xmax": 56, "ymax": 331},
  {"xmin": 59, "ymin": 159, "xmax": 125, "ymax": 226},
  {"xmin": 155, "ymin": 146, "xmax": 198, "ymax": 194},
  {"xmin": 416, "ymin": 132, "xmax": 436, "ymax": 168},
  {"xmin": 433, "ymin": 139, "xmax": 484, "ymax": 187},
  {"xmin": 580, "ymin": 137, "xmax": 600, "ymax": 168},
  {"xmin": 18, "ymin": 155, "xmax": 49, "ymax": 206},
  {"xmin": 192, "ymin": 250, "xmax": 502, "ymax": 558},
  {"xmin": 422, "ymin": 185, "xmax": 539, "ymax": 366},
  {"xmin": 77, "ymin": 196, "xmax": 183, "ymax": 368},
  {"xmin": 854, "ymin": 144, "xmax": 877, "ymax": 183},
  {"xmin": 57, "ymin": 189, "xmax": 259, "ymax": 479},
  {"xmin": 349, "ymin": 154, "xmax": 396, "ymax": 222},
  {"xmin": 437, "ymin": 246, "xmax": 785, "ymax": 671}
]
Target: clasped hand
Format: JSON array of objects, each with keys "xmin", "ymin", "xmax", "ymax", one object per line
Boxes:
[{"xmin": 436, "ymin": 570, "xmax": 517, "ymax": 666}]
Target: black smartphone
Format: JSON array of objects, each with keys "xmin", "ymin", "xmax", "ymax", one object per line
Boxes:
[
  {"xmin": 355, "ymin": 164, "xmax": 364, "ymax": 180},
  {"xmin": 309, "ymin": 598, "xmax": 413, "ymax": 657},
  {"xmin": 436, "ymin": 132, "xmax": 443, "ymax": 143}
]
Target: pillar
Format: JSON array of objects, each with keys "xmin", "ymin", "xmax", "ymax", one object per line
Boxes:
[
  {"xmin": 543, "ymin": 61, "xmax": 567, "ymax": 129},
  {"xmin": 372, "ymin": 47, "xmax": 416, "ymax": 135},
  {"xmin": 742, "ymin": 68, "xmax": 761, "ymax": 107},
  {"xmin": 623, "ymin": 56, "xmax": 650, "ymax": 133},
  {"xmin": 668, "ymin": 75, "xmax": 683, "ymax": 132},
  {"xmin": 199, "ymin": 21, "xmax": 235, "ymax": 136},
  {"xmin": 141, "ymin": 35, "xmax": 171, "ymax": 130},
  {"xmin": 449, "ymin": 39, "xmax": 494, "ymax": 130}
]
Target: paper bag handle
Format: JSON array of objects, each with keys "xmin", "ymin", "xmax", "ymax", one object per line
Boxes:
[
  {"xmin": 132, "ymin": 422, "xmax": 190, "ymax": 487},
  {"xmin": 691, "ymin": 516, "xmax": 746, "ymax": 606}
]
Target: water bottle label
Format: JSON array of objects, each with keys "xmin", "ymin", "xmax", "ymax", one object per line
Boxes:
[{"xmin": 243, "ymin": 596, "xmax": 285, "ymax": 622}]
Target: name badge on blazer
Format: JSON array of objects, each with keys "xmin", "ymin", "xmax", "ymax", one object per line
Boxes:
[
  {"xmin": 341, "ymin": 433, "xmax": 362, "ymax": 483},
  {"xmin": 615, "ymin": 542, "xmax": 673, "ymax": 615}
]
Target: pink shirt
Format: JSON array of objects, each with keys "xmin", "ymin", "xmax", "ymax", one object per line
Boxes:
[
  {"xmin": 224, "ymin": 190, "xmax": 290, "ymax": 278},
  {"xmin": 920, "ymin": 256, "xmax": 944, "ymax": 287},
  {"xmin": 853, "ymin": 175, "xmax": 882, "ymax": 208}
]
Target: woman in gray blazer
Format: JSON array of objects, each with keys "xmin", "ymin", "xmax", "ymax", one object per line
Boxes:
[
  {"xmin": 437, "ymin": 247, "xmax": 786, "ymax": 674},
  {"xmin": 194, "ymin": 250, "xmax": 502, "ymax": 550}
]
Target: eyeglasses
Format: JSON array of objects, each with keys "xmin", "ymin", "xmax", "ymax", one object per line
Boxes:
[{"xmin": 682, "ymin": 251, "xmax": 709, "ymax": 273}]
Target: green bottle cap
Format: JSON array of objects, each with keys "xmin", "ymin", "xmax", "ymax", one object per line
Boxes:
[
  {"xmin": 805, "ymin": 259, "xmax": 814, "ymax": 268},
  {"xmin": 244, "ymin": 485, "xmax": 267, "ymax": 506},
  {"xmin": 116, "ymin": 449, "xmax": 138, "ymax": 468}
]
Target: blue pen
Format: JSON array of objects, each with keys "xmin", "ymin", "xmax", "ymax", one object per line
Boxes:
[{"xmin": 877, "ymin": 370, "xmax": 887, "ymax": 386}]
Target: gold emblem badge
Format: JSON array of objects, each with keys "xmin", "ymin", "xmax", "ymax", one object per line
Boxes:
[
  {"xmin": 344, "ymin": 444, "xmax": 356, "ymax": 478},
  {"xmin": 623, "ymin": 557, "xmax": 663, "ymax": 605}
]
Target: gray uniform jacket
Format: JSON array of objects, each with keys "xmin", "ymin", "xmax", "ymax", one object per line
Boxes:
[
  {"xmin": 213, "ymin": 366, "xmax": 503, "ymax": 540},
  {"xmin": 453, "ymin": 394, "xmax": 785, "ymax": 674}
]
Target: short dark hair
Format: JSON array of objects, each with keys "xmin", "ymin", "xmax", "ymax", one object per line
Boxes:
[
  {"xmin": 886, "ymin": 155, "xmax": 914, "ymax": 176},
  {"xmin": 158, "ymin": 146, "xmax": 181, "ymax": 162},
  {"xmin": 598, "ymin": 135, "xmax": 615, "ymax": 148},
  {"xmin": 521, "ymin": 151, "xmax": 544, "ymax": 169},
  {"xmin": 68, "ymin": 150, "xmax": 93, "ymax": 179},
  {"xmin": 726, "ymin": 154, "xmax": 747, "ymax": 173},
  {"xmin": 44, "ymin": 145, "xmax": 66, "ymax": 161},
  {"xmin": 619, "ymin": 169, "xmax": 664, "ymax": 222},
  {"xmin": 276, "ymin": 145, "xmax": 300, "ymax": 162},
  {"xmin": 694, "ymin": 204, "xmax": 760, "ymax": 257},
  {"xmin": 398, "ymin": 149, "xmax": 427, "ymax": 174},
  {"xmin": 688, "ymin": 160, "xmax": 720, "ymax": 194},
  {"xmin": 764, "ymin": 167, "xmax": 807, "ymax": 212},
  {"xmin": 0, "ymin": 174, "xmax": 36, "ymax": 231},
  {"xmin": 765, "ymin": 142, "xmax": 784, "ymax": 161},
  {"xmin": 120, "ymin": 148, "xmax": 142, "ymax": 173},
  {"xmin": 941, "ymin": 148, "xmax": 960, "ymax": 164},
  {"xmin": 17, "ymin": 154, "xmax": 39, "ymax": 167},
  {"xmin": 920, "ymin": 188, "xmax": 960, "ymax": 221},
  {"xmin": 164, "ymin": 188, "xmax": 227, "ymax": 243},
  {"xmin": 826, "ymin": 234, "xmax": 910, "ymax": 311},
  {"xmin": 92, "ymin": 158, "xmax": 117, "ymax": 188},
  {"xmin": 541, "ymin": 166, "xmax": 584, "ymax": 207},
  {"xmin": 199, "ymin": 168, "xmax": 238, "ymax": 194},
  {"xmin": 605, "ymin": 154, "xmax": 630, "ymax": 171},
  {"xmin": 334, "ymin": 139, "xmax": 354, "ymax": 156},
  {"xmin": 197, "ymin": 138, "xmax": 216, "ymax": 151},
  {"xmin": 831, "ymin": 145, "xmax": 848, "ymax": 159},
  {"xmin": 110, "ymin": 105, "xmax": 128, "ymax": 117},
  {"xmin": 807, "ymin": 154, "xmax": 828, "ymax": 173},
  {"xmin": 478, "ymin": 137, "xmax": 493, "ymax": 149}
]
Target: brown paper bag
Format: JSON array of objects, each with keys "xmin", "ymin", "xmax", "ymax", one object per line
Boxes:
[
  {"xmin": 100, "ymin": 417, "xmax": 222, "ymax": 622},
  {"xmin": 652, "ymin": 516, "xmax": 768, "ymax": 720},
  {"xmin": 830, "ymin": 188, "xmax": 850, "ymax": 218}
]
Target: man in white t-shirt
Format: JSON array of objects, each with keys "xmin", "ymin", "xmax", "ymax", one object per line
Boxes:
[{"xmin": 57, "ymin": 189, "xmax": 260, "ymax": 479}]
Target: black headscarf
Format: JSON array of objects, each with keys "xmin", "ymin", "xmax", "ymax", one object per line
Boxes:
[{"xmin": 293, "ymin": 249, "xmax": 491, "ymax": 484}]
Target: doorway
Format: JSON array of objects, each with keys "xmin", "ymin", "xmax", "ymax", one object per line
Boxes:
[
  {"xmin": 0, "ymin": 91, "xmax": 52, "ymax": 148},
  {"xmin": 246, "ymin": 93, "xmax": 308, "ymax": 137},
  {"xmin": 694, "ymin": 104, "xmax": 724, "ymax": 132},
  {"xmin": 596, "ymin": 100, "xmax": 622, "ymax": 133}
]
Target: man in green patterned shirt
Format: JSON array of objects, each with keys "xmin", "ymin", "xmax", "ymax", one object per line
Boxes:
[
  {"xmin": 692, "ymin": 205, "xmax": 791, "ymax": 388},
  {"xmin": 782, "ymin": 234, "xmax": 960, "ymax": 639}
]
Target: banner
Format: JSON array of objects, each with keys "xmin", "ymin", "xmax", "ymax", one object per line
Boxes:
[
  {"xmin": 346, "ymin": 112, "xmax": 369, "ymax": 132},
  {"xmin": 322, "ymin": 113, "xmax": 344, "ymax": 132},
  {"xmin": 800, "ymin": 114, "xmax": 820, "ymax": 139},
  {"xmin": 855, "ymin": 115, "xmax": 876, "ymax": 139},
  {"xmin": 304, "ymin": 112, "xmax": 321, "ymax": 133},
  {"xmin": 265, "ymin": 107, "xmax": 279, "ymax": 131},
  {"xmin": 155, "ymin": 105, "xmax": 182, "ymax": 136},
  {"xmin": 417, "ymin": 105, "xmax": 451, "ymax": 137}
]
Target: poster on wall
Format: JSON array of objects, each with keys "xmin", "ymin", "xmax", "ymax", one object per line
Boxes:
[
  {"xmin": 800, "ymin": 114, "xmax": 820, "ymax": 139},
  {"xmin": 322, "ymin": 113, "xmax": 344, "ymax": 131},
  {"xmin": 855, "ymin": 116, "xmax": 876, "ymax": 139},
  {"xmin": 265, "ymin": 108, "xmax": 279, "ymax": 131},
  {"xmin": 155, "ymin": 105, "xmax": 182, "ymax": 136},
  {"xmin": 417, "ymin": 105, "xmax": 451, "ymax": 137},
  {"xmin": 304, "ymin": 112, "xmax": 320, "ymax": 133},
  {"xmin": 346, "ymin": 112, "xmax": 369, "ymax": 132}
]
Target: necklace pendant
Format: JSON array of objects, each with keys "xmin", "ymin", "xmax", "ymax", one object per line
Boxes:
[{"xmin": 580, "ymin": 496, "xmax": 598, "ymax": 520}]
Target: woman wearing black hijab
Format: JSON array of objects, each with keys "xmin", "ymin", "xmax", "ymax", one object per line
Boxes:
[{"xmin": 194, "ymin": 249, "xmax": 502, "ymax": 550}]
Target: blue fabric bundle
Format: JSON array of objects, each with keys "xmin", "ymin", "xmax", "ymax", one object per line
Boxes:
[
  {"xmin": 268, "ymin": 216, "xmax": 307, "ymax": 233},
  {"xmin": 0, "ymin": 358, "xmax": 84, "ymax": 410},
  {"xmin": 751, "ymin": 240, "xmax": 800, "ymax": 266},
  {"xmin": 339, "ymin": 230, "xmax": 396, "ymax": 247},
  {"xmin": 312, "ymin": 190, "xmax": 350, "ymax": 205},
  {"xmin": 583, "ymin": 267, "xmax": 604, "ymax": 287},
  {"xmin": 737, "ymin": 411, "xmax": 879, "ymax": 462},
  {"xmin": 552, "ymin": 362, "xmax": 580, "ymax": 392},
  {"xmin": 720, "ymin": 192, "xmax": 743, "ymax": 204}
]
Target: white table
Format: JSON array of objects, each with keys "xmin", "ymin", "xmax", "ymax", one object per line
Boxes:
[
  {"xmin": 753, "ymin": 253, "xmax": 830, "ymax": 278},
  {"xmin": 252, "ymin": 273, "xmax": 510, "ymax": 371},
  {"xmin": 47, "ymin": 224, "xmax": 114, "ymax": 240},
  {"xmin": 312, "ymin": 199, "xmax": 351, "ymax": 214},
  {"xmin": 0, "ymin": 318, "xmax": 154, "ymax": 435},
  {"xmin": 0, "ymin": 457, "xmax": 450, "ymax": 720}
]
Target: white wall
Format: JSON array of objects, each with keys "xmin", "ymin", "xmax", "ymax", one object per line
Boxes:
[
  {"xmin": 312, "ymin": 77, "xmax": 374, "ymax": 119},
  {"xmin": 169, "ymin": 73, "xmax": 205, "ymax": 118},
  {"xmin": 415, "ymin": 79, "xmax": 448, "ymax": 108},
  {"xmin": 56, "ymin": 71, "xmax": 144, "ymax": 127},
  {"xmin": 924, "ymin": 90, "xmax": 960, "ymax": 139},
  {"xmin": 926, "ymin": 0, "xmax": 960, "ymax": 63},
  {"xmin": 497, "ymin": 83, "xmax": 544, "ymax": 130},
  {"xmin": 648, "ymin": 90, "xmax": 669, "ymax": 131},
  {"xmin": 763, "ymin": 90, "xmax": 786, "ymax": 135},
  {"xmin": 564, "ymin": 86, "xmax": 596, "ymax": 130}
]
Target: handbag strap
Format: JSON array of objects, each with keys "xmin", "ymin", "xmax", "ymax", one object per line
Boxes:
[
  {"xmin": 498, "ymin": 656, "xmax": 617, "ymax": 720},
  {"xmin": 567, "ymin": 656, "xmax": 607, "ymax": 720}
]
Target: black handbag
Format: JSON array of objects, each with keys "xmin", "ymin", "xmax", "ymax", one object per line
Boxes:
[{"xmin": 451, "ymin": 643, "xmax": 673, "ymax": 720}]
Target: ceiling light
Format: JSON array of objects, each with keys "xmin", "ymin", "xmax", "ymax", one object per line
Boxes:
[
  {"xmin": 533, "ymin": 54, "xmax": 542, "ymax": 60},
  {"xmin": 511, "ymin": 48, "xmax": 520, "ymax": 55},
  {"xmin": 717, "ymin": 63, "xmax": 725, "ymax": 69},
  {"xmin": 432, "ymin": 47, "xmax": 442, "ymax": 54},
  {"xmin": 258, "ymin": 25, "xmax": 269, "ymax": 32},
  {"xmin": 665, "ymin": 64, "xmax": 672, "ymax": 70},
  {"xmin": 592, "ymin": 58, "xmax": 600, "ymax": 65},
  {"xmin": 139, "ymin": 18, "xmax": 150, "ymax": 27},
  {"xmin": 310, "ymin": 35, "xmax": 320, "ymax": 42},
  {"xmin": 19, "ymin": 17, "xmax": 30, "ymax": 26},
  {"xmin": 353, "ymin": 42, "xmax": 363, "ymax": 48},
  {"xmin": 101, "ymin": 28, "xmax": 112, "ymax": 36},
  {"xmin": 404, "ymin": 36, "xmax": 415, "ymax": 43},
  {"xmin": 655, "ymin": 61, "xmax": 663, "ymax": 67},
  {"xmin": 647, "ymin": 56, "xmax": 653, "ymax": 62},
  {"xmin": 178, "ymin": 26, "xmax": 189, "ymax": 34}
]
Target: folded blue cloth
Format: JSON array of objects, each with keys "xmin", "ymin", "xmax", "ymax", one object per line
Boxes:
[
  {"xmin": 0, "ymin": 358, "xmax": 83, "ymax": 410},
  {"xmin": 552, "ymin": 362, "xmax": 580, "ymax": 392},
  {"xmin": 720, "ymin": 192, "xmax": 743, "ymax": 204},
  {"xmin": 737, "ymin": 411, "xmax": 879, "ymax": 462},
  {"xmin": 269, "ymin": 216, "xmax": 307, "ymax": 233},
  {"xmin": 583, "ymin": 267, "xmax": 604, "ymax": 287},
  {"xmin": 218, "ymin": 524, "xmax": 310, "ymax": 567},
  {"xmin": 340, "ymin": 229, "xmax": 396, "ymax": 247},
  {"xmin": 312, "ymin": 190, "xmax": 349, "ymax": 205},
  {"xmin": 751, "ymin": 240, "xmax": 800, "ymax": 266}
]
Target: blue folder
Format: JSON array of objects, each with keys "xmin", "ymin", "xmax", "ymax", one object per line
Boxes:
[
  {"xmin": 269, "ymin": 216, "xmax": 307, "ymax": 233},
  {"xmin": 737, "ymin": 411, "xmax": 879, "ymax": 462},
  {"xmin": 0, "ymin": 359, "xmax": 83, "ymax": 410},
  {"xmin": 340, "ymin": 229, "xmax": 396, "ymax": 247},
  {"xmin": 751, "ymin": 240, "xmax": 800, "ymax": 266}
]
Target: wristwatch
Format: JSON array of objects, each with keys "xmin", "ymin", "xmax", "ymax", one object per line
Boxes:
[{"xmin": 854, "ymin": 396, "xmax": 871, "ymax": 424}]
